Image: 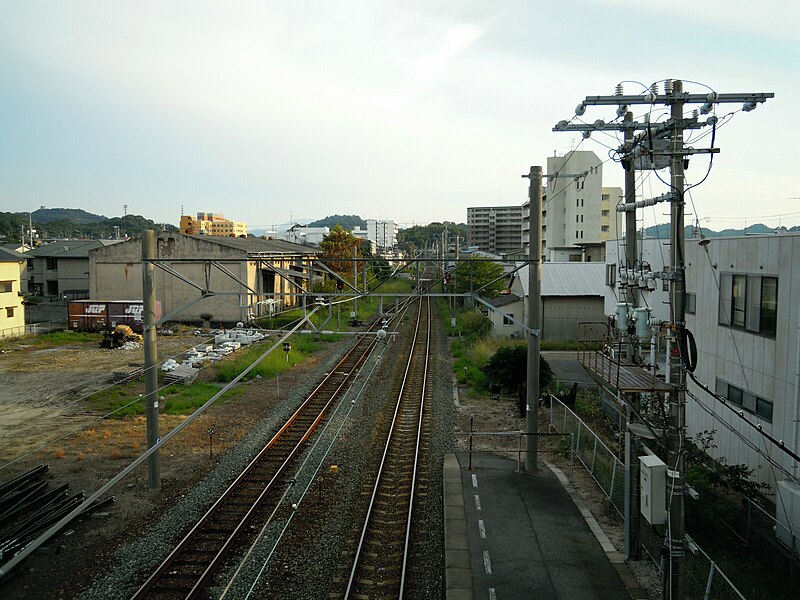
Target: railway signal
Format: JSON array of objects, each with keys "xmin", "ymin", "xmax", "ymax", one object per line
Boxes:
[{"xmin": 283, "ymin": 341, "xmax": 291, "ymax": 362}]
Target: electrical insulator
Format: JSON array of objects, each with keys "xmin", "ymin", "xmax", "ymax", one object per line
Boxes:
[{"xmin": 615, "ymin": 83, "xmax": 624, "ymax": 96}]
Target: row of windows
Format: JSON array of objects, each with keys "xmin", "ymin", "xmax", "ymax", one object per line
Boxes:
[
  {"xmin": 575, "ymin": 231, "xmax": 584, "ymax": 239},
  {"xmin": 718, "ymin": 273, "xmax": 777, "ymax": 337},
  {"xmin": 715, "ymin": 378, "xmax": 773, "ymax": 423}
]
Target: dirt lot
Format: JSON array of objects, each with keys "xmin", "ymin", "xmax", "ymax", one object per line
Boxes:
[{"xmin": 0, "ymin": 332, "xmax": 342, "ymax": 599}]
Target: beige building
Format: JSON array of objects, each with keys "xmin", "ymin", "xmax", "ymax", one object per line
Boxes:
[
  {"xmin": 0, "ymin": 247, "xmax": 26, "ymax": 338},
  {"xmin": 521, "ymin": 150, "xmax": 622, "ymax": 262},
  {"xmin": 180, "ymin": 212, "xmax": 247, "ymax": 237},
  {"xmin": 89, "ymin": 234, "xmax": 317, "ymax": 324}
]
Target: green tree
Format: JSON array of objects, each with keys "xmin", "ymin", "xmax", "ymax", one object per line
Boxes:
[
  {"xmin": 483, "ymin": 345, "xmax": 553, "ymax": 392},
  {"xmin": 451, "ymin": 256, "xmax": 507, "ymax": 298},
  {"xmin": 320, "ymin": 224, "xmax": 361, "ymax": 274}
]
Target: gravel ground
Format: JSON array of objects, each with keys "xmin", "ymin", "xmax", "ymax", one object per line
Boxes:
[{"xmin": 3, "ymin": 311, "xmax": 662, "ymax": 599}]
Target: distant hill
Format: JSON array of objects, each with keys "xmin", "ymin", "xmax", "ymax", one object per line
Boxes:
[
  {"xmin": 31, "ymin": 208, "xmax": 107, "ymax": 224},
  {"xmin": 0, "ymin": 209, "xmax": 178, "ymax": 240},
  {"xmin": 307, "ymin": 214, "xmax": 366, "ymax": 230}
]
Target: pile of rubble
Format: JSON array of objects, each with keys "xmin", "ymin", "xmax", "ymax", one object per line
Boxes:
[{"xmin": 160, "ymin": 328, "xmax": 268, "ymax": 382}]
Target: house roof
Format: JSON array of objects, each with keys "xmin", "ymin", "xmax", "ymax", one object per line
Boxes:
[
  {"xmin": 189, "ymin": 235, "xmax": 318, "ymax": 255},
  {"xmin": 26, "ymin": 239, "xmax": 122, "ymax": 258},
  {"xmin": 0, "ymin": 246, "xmax": 26, "ymax": 261},
  {"xmin": 489, "ymin": 293, "xmax": 522, "ymax": 308},
  {"xmin": 513, "ymin": 262, "xmax": 606, "ymax": 297}
]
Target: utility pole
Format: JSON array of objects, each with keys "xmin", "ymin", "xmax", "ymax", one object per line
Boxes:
[
  {"xmin": 522, "ymin": 166, "xmax": 542, "ymax": 473},
  {"xmin": 666, "ymin": 79, "xmax": 687, "ymax": 598},
  {"xmin": 552, "ymin": 80, "xmax": 773, "ymax": 599},
  {"xmin": 623, "ymin": 109, "xmax": 641, "ymax": 560},
  {"xmin": 142, "ymin": 230, "xmax": 160, "ymax": 490}
]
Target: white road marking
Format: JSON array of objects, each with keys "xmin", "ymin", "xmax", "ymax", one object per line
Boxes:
[
  {"xmin": 478, "ymin": 519, "xmax": 486, "ymax": 539},
  {"xmin": 489, "ymin": 588, "xmax": 497, "ymax": 600},
  {"xmin": 483, "ymin": 550, "xmax": 493, "ymax": 575},
  {"xmin": 474, "ymin": 494, "xmax": 482, "ymax": 511},
  {"xmin": 472, "ymin": 473, "xmax": 478, "ymax": 488}
]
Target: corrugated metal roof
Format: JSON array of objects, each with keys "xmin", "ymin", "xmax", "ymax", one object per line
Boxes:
[
  {"xmin": 188, "ymin": 235, "xmax": 318, "ymax": 255},
  {"xmin": 514, "ymin": 262, "xmax": 606, "ymax": 297}
]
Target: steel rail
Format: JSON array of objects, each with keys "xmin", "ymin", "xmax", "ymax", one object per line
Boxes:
[
  {"xmin": 343, "ymin": 296, "xmax": 431, "ymax": 599},
  {"xmin": 131, "ymin": 322, "xmax": 384, "ymax": 599}
]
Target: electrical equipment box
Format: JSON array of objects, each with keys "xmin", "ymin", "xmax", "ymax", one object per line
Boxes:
[
  {"xmin": 640, "ymin": 455, "xmax": 667, "ymax": 525},
  {"xmin": 776, "ymin": 480, "xmax": 800, "ymax": 555}
]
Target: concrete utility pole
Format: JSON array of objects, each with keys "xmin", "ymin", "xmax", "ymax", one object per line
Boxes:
[
  {"xmin": 142, "ymin": 230, "xmax": 160, "ymax": 490},
  {"xmin": 623, "ymin": 110, "xmax": 641, "ymax": 560},
  {"xmin": 666, "ymin": 80, "xmax": 688, "ymax": 598},
  {"xmin": 552, "ymin": 80, "xmax": 773, "ymax": 599},
  {"xmin": 522, "ymin": 166, "xmax": 543, "ymax": 473}
]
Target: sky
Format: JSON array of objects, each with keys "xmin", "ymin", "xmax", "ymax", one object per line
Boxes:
[{"xmin": 1, "ymin": 1, "xmax": 798, "ymax": 231}]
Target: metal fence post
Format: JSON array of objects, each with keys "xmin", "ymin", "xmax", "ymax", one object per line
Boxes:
[
  {"xmin": 591, "ymin": 437, "xmax": 598, "ymax": 473},
  {"xmin": 610, "ymin": 459, "xmax": 618, "ymax": 504},
  {"xmin": 703, "ymin": 561, "xmax": 716, "ymax": 600}
]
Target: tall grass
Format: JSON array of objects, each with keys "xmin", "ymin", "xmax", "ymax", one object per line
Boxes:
[
  {"xmin": 213, "ymin": 333, "xmax": 333, "ymax": 382},
  {"xmin": 85, "ymin": 381, "xmax": 244, "ymax": 417},
  {"xmin": 0, "ymin": 329, "xmax": 101, "ymax": 350}
]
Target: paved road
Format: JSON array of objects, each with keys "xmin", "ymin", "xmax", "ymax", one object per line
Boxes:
[
  {"xmin": 541, "ymin": 351, "xmax": 597, "ymax": 390},
  {"xmin": 460, "ymin": 453, "xmax": 634, "ymax": 600}
]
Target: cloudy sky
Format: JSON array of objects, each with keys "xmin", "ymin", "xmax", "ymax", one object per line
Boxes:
[{"xmin": 1, "ymin": 1, "xmax": 797, "ymax": 231}]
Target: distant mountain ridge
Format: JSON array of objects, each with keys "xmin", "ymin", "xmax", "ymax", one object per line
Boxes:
[
  {"xmin": 0, "ymin": 208, "xmax": 177, "ymax": 240},
  {"xmin": 31, "ymin": 208, "xmax": 107, "ymax": 224},
  {"xmin": 643, "ymin": 223, "xmax": 800, "ymax": 239}
]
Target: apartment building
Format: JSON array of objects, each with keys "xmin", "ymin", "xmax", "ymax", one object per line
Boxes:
[
  {"xmin": 366, "ymin": 219, "xmax": 398, "ymax": 250},
  {"xmin": 466, "ymin": 206, "xmax": 523, "ymax": 255},
  {"xmin": 180, "ymin": 212, "xmax": 247, "ymax": 237}
]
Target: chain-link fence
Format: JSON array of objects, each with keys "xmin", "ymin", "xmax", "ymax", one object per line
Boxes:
[{"xmin": 548, "ymin": 394, "xmax": 747, "ymax": 600}]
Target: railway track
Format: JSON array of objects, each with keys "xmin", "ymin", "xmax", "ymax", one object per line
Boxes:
[
  {"xmin": 340, "ymin": 296, "xmax": 432, "ymax": 599},
  {"xmin": 131, "ymin": 325, "xmax": 386, "ymax": 600}
]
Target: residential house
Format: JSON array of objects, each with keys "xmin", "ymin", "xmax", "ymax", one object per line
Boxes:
[
  {"xmin": 26, "ymin": 240, "xmax": 122, "ymax": 299},
  {"xmin": 89, "ymin": 233, "xmax": 319, "ymax": 324},
  {"xmin": 0, "ymin": 247, "xmax": 26, "ymax": 338}
]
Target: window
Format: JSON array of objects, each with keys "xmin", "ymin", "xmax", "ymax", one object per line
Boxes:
[
  {"xmin": 27, "ymin": 261, "xmax": 33, "ymax": 271},
  {"xmin": 602, "ymin": 209, "xmax": 610, "ymax": 216},
  {"xmin": 719, "ymin": 273, "xmax": 778, "ymax": 337},
  {"xmin": 576, "ymin": 230, "xmax": 579, "ymax": 238},
  {"xmin": 503, "ymin": 313, "xmax": 514, "ymax": 326},
  {"xmin": 732, "ymin": 275, "xmax": 746, "ymax": 327},
  {"xmin": 605, "ymin": 263, "xmax": 616, "ymax": 286},
  {"xmin": 580, "ymin": 231, "xmax": 583, "ymax": 239},
  {"xmin": 580, "ymin": 215, "xmax": 584, "ymax": 223},
  {"xmin": 760, "ymin": 277, "xmax": 778, "ymax": 336},
  {"xmin": 5, "ymin": 307, "xmax": 14, "ymax": 318},
  {"xmin": 685, "ymin": 292, "xmax": 696, "ymax": 314},
  {"xmin": 576, "ymin": 215, "xmax": 580, "ymax": 223},
  {"xmin": 718, "ymin": 379, "xmax": 773, "ymax": 423},
  {"xmin": 602, "ymin": 194, "xmax": 610, "ymax": 201},
  {"xmin": 46, "ymin": 257, "xmax": 57, "ymax": 270},
  {"xmin": 576, "ymin": 199, "xmax": 580, "ymax": 207},
  {"xmin": 601, "ymin": 225, "xmax": 609, "ymax": 232},
  {"xmin": 0, "ymin": 281, "xmax": 12, "ymax": 293}
]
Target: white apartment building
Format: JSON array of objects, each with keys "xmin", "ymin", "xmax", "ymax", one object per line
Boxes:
[
  {"xmin": 280, "ymin": 225, "xmax": 329, "ymax": 246},
  {"xmin": 366, "ymin": 220, "xmax": 397, "ymax": 250}
]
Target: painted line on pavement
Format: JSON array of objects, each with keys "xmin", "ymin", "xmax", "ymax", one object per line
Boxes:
[
  {"xmin": 489, "ymin": 587, "xmax": 497, "ymax": 600},
  {"xmin": 472, "ymin": 473, "xmax": 478, "ymax": 488},
  {"xmin": 474, "ymin": 494, "xmax": 482, "ymax": 511},
  {"xmin": 483, "ymin": 550, "xmax": 493, "ymax": 575},
  {"xmin": 478, "ymin": 519, "xmax": 486, "ymax": 539}
]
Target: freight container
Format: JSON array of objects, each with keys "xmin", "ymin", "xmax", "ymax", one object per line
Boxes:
[{"xmin": 68, "ymin": 300, "xmax": 162, "ymax": 333}]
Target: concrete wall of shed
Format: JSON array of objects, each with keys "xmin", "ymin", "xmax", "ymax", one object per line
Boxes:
[{"xmin": 489, "ymin": 295, "xmax": 604, "ymax": 342}]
